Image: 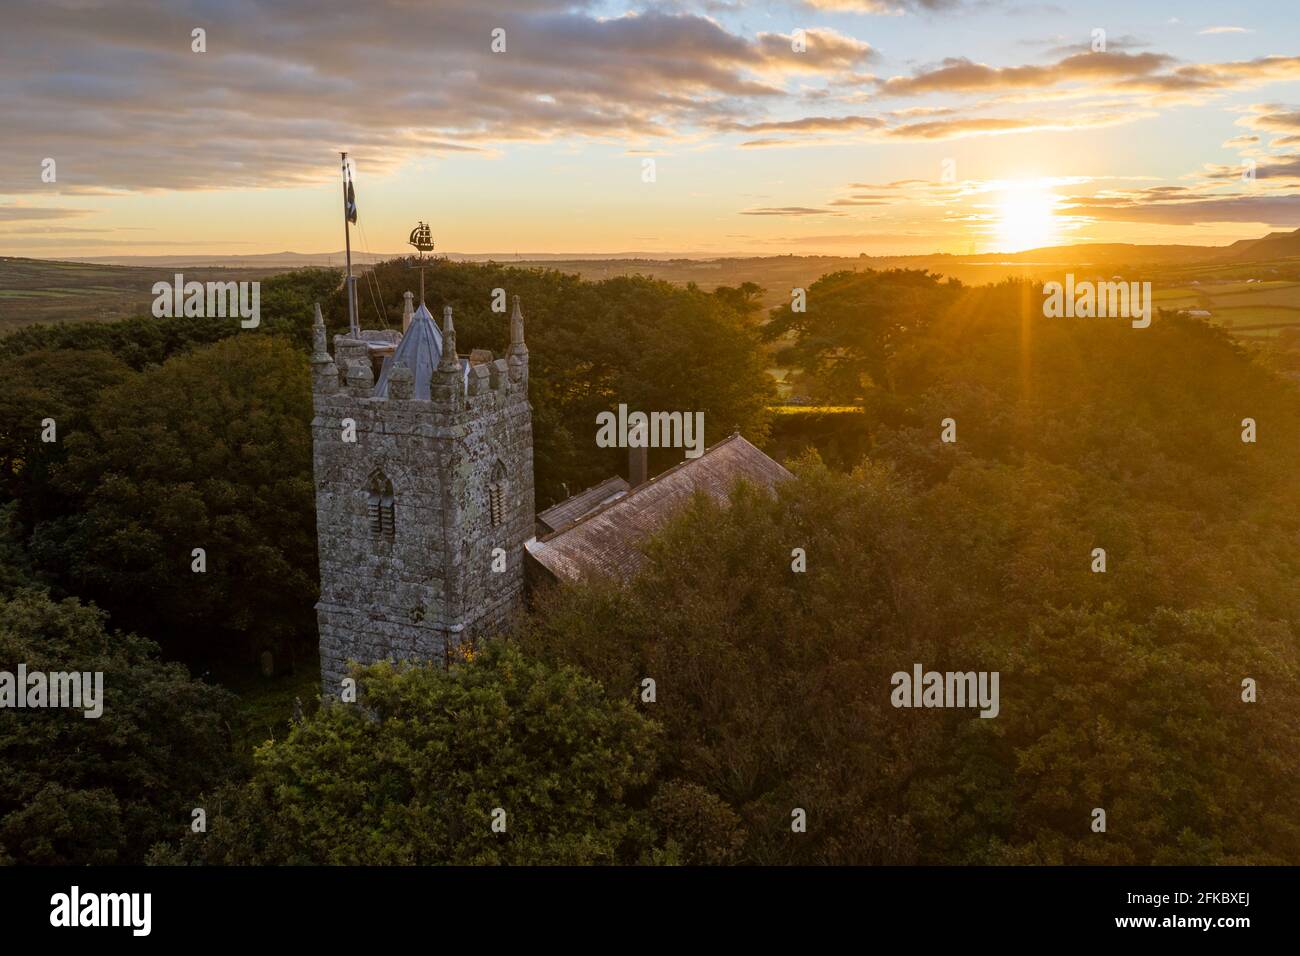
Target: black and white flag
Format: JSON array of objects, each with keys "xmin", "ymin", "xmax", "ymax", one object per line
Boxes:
[{"xmin": 344, "ymin": 164, "xmax": 358, "ymax": 224}]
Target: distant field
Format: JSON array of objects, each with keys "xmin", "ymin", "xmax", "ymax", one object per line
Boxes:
[
  {"xmin": 1150, "ymin": 275, "xmax": 1300, "ymax": 336},
  {"xmin": 1215, "ymin": 305, "xmax": 1300, "ymax": 324},
  {"xmin": 770, "ymin": 405, "xmax": 864, "ymax": 414},
  {"xmin": 0, "ymin": 257, "xmax": 303, "ymax": 331},
  {"xmin": 1208, "ymin": 284, "xmax": 1300, "ymax": 308},
  {"xmin": 517, "ymin": 256, "xmax": 868, "ymax": 309},
  {"xmin": 7, "ymin": 253, "xmax": 1300, "ymax": 347}
]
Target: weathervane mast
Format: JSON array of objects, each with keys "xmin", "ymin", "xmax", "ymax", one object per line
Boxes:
[{"xmin": 408, "ymin": 221, "xmax": 435, "ymax": 306}]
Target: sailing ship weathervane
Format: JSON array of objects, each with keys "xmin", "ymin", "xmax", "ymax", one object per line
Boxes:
[
  {"xmin": 408, "ymin": 221, "xmax": 435, "ymax": 305},
  {"xmin": 409, "ymin": 221, "xmax": 434, "ymax": 253}
]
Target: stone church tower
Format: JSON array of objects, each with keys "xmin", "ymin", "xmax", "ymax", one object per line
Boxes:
[{"xmin": 309, "ymin": 294, "xmax": 534, "ymax": 692}]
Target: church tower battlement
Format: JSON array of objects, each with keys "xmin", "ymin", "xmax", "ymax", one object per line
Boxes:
[{"xmin": 309, "ymin": 296, "xmax": 534, "ymax": 693}]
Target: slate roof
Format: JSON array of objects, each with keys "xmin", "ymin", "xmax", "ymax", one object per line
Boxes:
[
  {"xmin": 526, "ymin": 433, "xmax": 792, "ymax": 583},
  {"xmin": 536, "ymin": 476, "xmax": 630, "ymax": 535},
  {"xmin": 374, "ymin": 303, "xmax": 443, "ymax": 400}
]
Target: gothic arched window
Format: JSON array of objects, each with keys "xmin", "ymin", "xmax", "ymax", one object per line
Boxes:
[
  {"xmin": 368, "ymin": 470, "xmax": 395, "ymax": 538},
  {"xmin": 488, "ymin": 460, "xmax": 507, "ymax": 528}
]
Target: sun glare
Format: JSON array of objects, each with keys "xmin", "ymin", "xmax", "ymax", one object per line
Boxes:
[{"xmin": 995, "ymin": 182, "xmax": 1058, "ymax": 253}]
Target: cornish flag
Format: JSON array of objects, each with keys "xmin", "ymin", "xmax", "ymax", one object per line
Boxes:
[{"xmin": 344, "ymin": 163, "xmax": 358, "ymax": 224}]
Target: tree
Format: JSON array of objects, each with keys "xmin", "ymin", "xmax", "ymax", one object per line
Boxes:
[
  {"xmin": 712, "ymin": 282, "xmax": 765, "ymax": 324},
  {"xmin": 162, "ymin": 643, "xmax": 661, "ymax": 865},
  {"xmin": 764, "ymin": 269, "xmax": 962, "ymax": 401},
  {"xmin": 29, "ymin": 335, "xmax": 317, "ymax": 668},
  {"xmin": 523, "ymin": 457, "xmax": 938, "ymax": 864},
  {"xmin": 0, "ymin": 348, "xmax": 132, "ymax": 526},
  {"xmin": 0, "ymin": 590, "xmax": 237, "ymax": 864},
  {"xmin": 522, "ymin": 450, "xmax": 1300, "ymax": 864}
]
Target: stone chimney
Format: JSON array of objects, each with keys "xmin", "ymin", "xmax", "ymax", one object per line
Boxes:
[{"xmin": 629, "ymin": 421, "xmax": 648, "ymax": 487}]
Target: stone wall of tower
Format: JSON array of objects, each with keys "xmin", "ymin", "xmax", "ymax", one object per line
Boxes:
[
  {"xmin": 443, "ymin": 357, "xmax": 535, "ymax": 646},
  {"xmin": 310, "ymin": 312, "xmax": 533, "ymax": 695}
]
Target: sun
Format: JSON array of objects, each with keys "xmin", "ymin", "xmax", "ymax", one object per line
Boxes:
[{"xmin": 995, "ymin": 182, "xmax": 1058, "ymax": 253}]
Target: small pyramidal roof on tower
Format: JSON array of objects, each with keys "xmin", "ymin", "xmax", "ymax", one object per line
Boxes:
[{"xmin": 374, "ymin": 301, "xmax": 443, "ymax": 399}]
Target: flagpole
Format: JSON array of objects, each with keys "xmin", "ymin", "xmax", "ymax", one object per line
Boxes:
[{"xmin": 341, "ymin": 151, "xmax": 358, "ymax": 336}]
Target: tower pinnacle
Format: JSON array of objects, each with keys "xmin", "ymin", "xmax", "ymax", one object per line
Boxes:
[
  {"xmin": 438, "ymin": 305, "xmax": 458, "ymax": 371},
  {"xmin": 510, "ymin": 295, "xmax": 526, "ymax": 348},
  {"xmin": 311, "ymin": 302, "xmax": 329, "ymax": 362}
]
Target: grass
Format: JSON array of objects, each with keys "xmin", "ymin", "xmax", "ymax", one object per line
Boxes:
[
  {"xmin": 215, "ymin": 659, "xmax": 322, "ymax": 761},
  {"xmin": 0, "ymin": 256, "xmax": 284, "ymax": 330},
  {"xmin": 1209, "ymin": 285, "xmax": 1300, "ymax": 308},
  {"xmin": 1214, "ymin": 305, "xmax": 1300, "ymax": 326}
]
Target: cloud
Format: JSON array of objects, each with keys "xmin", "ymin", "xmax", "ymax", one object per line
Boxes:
[
  {"xmin": 0, "ymin": 2, "xmax": 873, "ymax": 195},
  {"xmin": 0, "ymin": 226, "xmax": 113, "ymax": 235},
  {"xmin": 848, "ymin": 179, "xmax": 931, "ymax": 188},
  {"xmin": 887, "ymin": 105, "xmax": 956, "ymax": 118},
  {"xmin": 1199, "ymin": 26, "xmax": 1253, "ymax": 35},
  {"xmin": 885, "ymin": 110, "xmax": 1152, "ymax": 139},
  {"xmin": 755, "ymin": 231, "xmax": 931, "ymax": 246},
  {"xmin": 800, "ymin": 0, "xmax": 968, "ymax": 12},
  {"xmin": 720, "ymin": 114, "xmax": 887, "ymax": 133},
  {"xmin": 878, "ymin": 49, "xmax": 1300, "ymax": 101},
  {"xmin": 1236, "ymin": 106, "xmax": 1300, "ymax": 134},
  {"xmin": 6, "ymin": 0, "xmax": 1300, "ymax": 262},
  {"xmin": 1057, "ymin": 171, "xmax": 1300, "ymax": 227},
  {"xmin": 1062, "ymin": 193, "xmax": 1300, "ymax": 226},
  {"xmin": 725, "ymin": 102, "xmax": 1151, "ymax": 148},
  {"xmin": 1038, "ymin": 34, "xmax": 1151, "ymax": 57},
  {"xmin": 879, "ymin": 51, "xmax": 1175, "ymax": 96},
  {"xmin": 1202, "ymin": 152, "xmax": 1300, "ymax": 181},
  {"xmin": 1222, "ymin": 134, "xmax": 1261, "ymax": 148},
  {"xmin": 753, "ymin": 28, "xmax": 877, "ymax": 72},
  {"xmin": 0, "ymin": 205, "xmax": 91, "ymax": 221},
  {"xmin": 1110, "ymin": 55, "xmax": 1300, "ymax": 95},
  {"xmin": 740, "ymin": 206, "xmax": 845, "ymax": 216}
]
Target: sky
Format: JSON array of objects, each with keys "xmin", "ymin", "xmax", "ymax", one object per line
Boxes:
[{"xmin": 2, "ymin": 0, "xmax": 1300, "ymax": 258}]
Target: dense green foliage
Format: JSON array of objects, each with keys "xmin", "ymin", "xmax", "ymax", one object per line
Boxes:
[
  {"xmin": 2, "ymin": 260, "xmax": 1297, "ymax": 866},
  {"xmin": 160, "ymin": 643, "xmax": 667, "ymax": 865},
  {"xmin": 28, "ymin": 336, "xmax": 317, "ymax": 667},
  {"xmin": 767, "ymin": 408, "xmax": 871, "ymax": 470},
  {"xmin": 523, "ymin": 455, "xmax": 1300, "ymax": 864},
  {"xmin": 765, "ymin": 269, "xmax": 963, "ymax": 399},
  {"xmin": 520, "ymin": 277, "xmax": 1300, "ymax": 864},
  {"xmin": 0, "ymin": 349, "xmax": 133, "ymax": 531},
  {"xmin": 0, "ymin": 590, "xmax": 237, "ymax": 864}
]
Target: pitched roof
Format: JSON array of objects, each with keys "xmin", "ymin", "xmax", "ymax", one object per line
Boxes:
[
  {"xmin": 536, "ymin": 476, "xmax": 630, "ymax": 535},
  {"xmin": 526, "ymin": 433, "xmax": 791, "ymax": 583},
  {"xmin": 374, "ymin": 303, "xmax": 442, "ymax": 400}
]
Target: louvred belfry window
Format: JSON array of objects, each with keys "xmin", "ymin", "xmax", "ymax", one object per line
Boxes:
[
  {"xmin": 488, "ymin": 460, "xmax": 507, "ymax": 528},
  {"xmin": 368, "ymin": 471, "xmax": 395, "ymax": 538}
]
